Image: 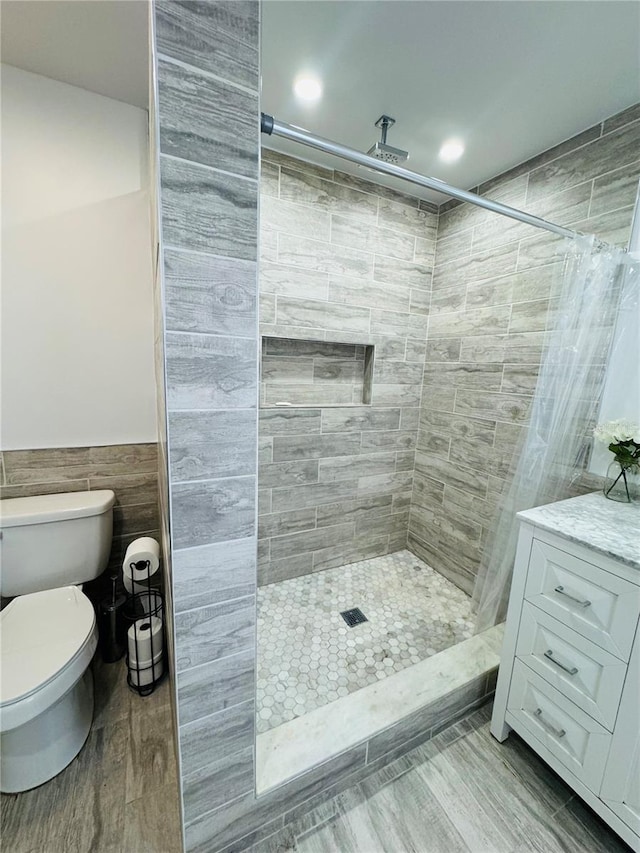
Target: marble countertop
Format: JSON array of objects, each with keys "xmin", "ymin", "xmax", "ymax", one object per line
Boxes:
[{"xmin": 518, "ymin": 492, "xmax": 640, "ymax": 570}]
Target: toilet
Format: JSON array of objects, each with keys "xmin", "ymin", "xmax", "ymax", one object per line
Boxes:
[{"xmin": 0, "ymin": 490, "xmax": 115, "ymax": 793}]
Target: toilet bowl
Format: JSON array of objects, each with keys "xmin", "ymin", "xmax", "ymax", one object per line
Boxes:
[
  {"xmin": 0, "ymin": 586, "xmax": 99, "ymax": 792},
  {"xmin": 0, "ymin": 490, "xmax": 115, "ymax": 792}
]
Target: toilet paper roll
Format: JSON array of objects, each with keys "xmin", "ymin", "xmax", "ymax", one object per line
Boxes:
[
  {"xmin": 127, "ymin": 616, "xmax": 164, "ymax": 664},
  {"xmin": 129, "ymin": 651, "xmax": 164, "ymax": 688},
  {"xmin": 123, "ymin": 537, "xmax": 160, "ymax": 581},
  {"xmin": 123, "ymin": 574, "xmax": 147, "ymax": 595}
]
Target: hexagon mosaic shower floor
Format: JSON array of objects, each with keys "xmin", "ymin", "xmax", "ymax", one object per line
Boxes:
[{"xmin": 256, "ymin": 549, "xmax": 475, "ymax": 733}]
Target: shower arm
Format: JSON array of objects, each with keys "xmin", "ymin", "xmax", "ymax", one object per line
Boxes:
[{"xmin": 260, "ymin": 113, "xmax": 579, "ymax": 241}]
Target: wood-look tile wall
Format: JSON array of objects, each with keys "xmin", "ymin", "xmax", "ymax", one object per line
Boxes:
[
  {"xmin": 408, "ymin": 103, "xmax": 640, "ymax": 595},
  {"xmin": 258, "ymin": 151, "xmax": 438, "ymax": 585},
  {"xmin": 0, "ymin": 443, "xmax": 159, "ymax": 579},
  {"xmin": 152, "ymin": 1, "xmax": 259, "ymax": 849}
]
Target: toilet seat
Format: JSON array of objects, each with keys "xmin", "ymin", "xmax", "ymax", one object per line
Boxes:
[{"xmin": 0, "ymin": 586, "xmax": 97, "ymax": 733}]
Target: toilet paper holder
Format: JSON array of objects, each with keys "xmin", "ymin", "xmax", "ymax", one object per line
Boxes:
[{"xmin": 123, "ymin": 548, "xmax": 166, "ymax": 697}]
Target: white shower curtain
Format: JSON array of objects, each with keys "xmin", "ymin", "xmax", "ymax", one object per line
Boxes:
[{"xmin": 473, "ymin": 234, "xmax": 640, "ymax": 632}]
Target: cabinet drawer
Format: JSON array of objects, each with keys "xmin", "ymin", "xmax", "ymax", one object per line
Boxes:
[
  {"xmin": 507, "ymin": 660, "xmax": 612, "ymax": 793},
  {"xmin": 515, "ymin": 603, "xmax": 627, "ymax": 730},
  {"xmin": 524, "ymin": 539, "xmax": 640, "ymax": 660}
]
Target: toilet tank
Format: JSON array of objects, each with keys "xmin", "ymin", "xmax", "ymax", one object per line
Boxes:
[{"xmin": 0, "ymin": 491, "xmax": 115, "ymax": 597}]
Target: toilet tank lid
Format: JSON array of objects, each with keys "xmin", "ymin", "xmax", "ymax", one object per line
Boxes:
[{"xmin": 0, "ymin": 490, "xmax": 115, "ymax": 528}]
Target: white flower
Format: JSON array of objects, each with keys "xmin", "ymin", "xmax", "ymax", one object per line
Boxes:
[{"xmin": 594, "ymin": 419, "xmax": 640, "ymax": 445}]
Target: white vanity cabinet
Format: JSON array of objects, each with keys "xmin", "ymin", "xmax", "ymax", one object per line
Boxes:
[{"xmin": 491, "ymin": 493, "xmax": 640, "ymax": 850}]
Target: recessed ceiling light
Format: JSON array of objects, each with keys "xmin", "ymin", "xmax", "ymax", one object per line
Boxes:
[
  {"xmin": 439, "ymin": 138, "xmax": 465, "ymax": 163},
  {"xmin": 293, "ymin": 74, "xmax": 322, "ymax": 103}
]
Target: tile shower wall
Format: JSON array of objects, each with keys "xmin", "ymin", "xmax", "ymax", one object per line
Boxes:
[
  {"xmin": 258, "ymin": 151, "xmax": 438, "ymax": 585},
  {"xmin": 0, "ymin": 443, "xmax": 159, "ymax": 576},
  {"xmin": 408, "ymin": 103, "xmax": 640, "ymax": 595},
  {"xmin": 152, "ymin": 1, "xmax": 259, "ymax": 850}
]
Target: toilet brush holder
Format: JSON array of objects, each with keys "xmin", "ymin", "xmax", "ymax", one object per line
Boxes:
[{"xmin": 98, "ymin": 574, "xmax": 127, "ymax": 663}]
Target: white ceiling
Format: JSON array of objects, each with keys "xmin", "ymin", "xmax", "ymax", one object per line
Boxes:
[
  {"xmin": 1, "ymin": 0, "xmax": 149, "ymax": 110},
  {"xmin": 2, "ymin": 1, "xmax": 638, "ymax": 205},
  {"xmin": 261, "ymin": 1, "xmax": 640, "ymax": 203}
]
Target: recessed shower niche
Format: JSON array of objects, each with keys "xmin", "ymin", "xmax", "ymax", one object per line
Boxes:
[{"xmin": 260, "ymin": 336, "xmax": 374, "ymax": 407}]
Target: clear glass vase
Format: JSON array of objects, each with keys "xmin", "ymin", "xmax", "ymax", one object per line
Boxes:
[{"xmin": 603, "ymin": 461, "xmax": 640, "ymax": 503}]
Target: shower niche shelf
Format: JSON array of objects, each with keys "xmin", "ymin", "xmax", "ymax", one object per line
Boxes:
[{"xmin": 260, "ymin": 336, "xmax": 374, "ymax": 408}]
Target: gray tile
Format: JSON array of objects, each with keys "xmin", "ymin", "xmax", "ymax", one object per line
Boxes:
[
  {"xmin": 373, "ymin": 256, "xmax": 432, "ymax": 289},
  {"xmin": 158, "ymin": 58, "xmax": 258, "ymax": 178},
  {"xmin": 169, "ymin": 410, "xmax": 255, "ymax": 481},
  {"xmin": 321, "ymin": 407, "xmax": 401, "ymax": 433},
  {"xmin": 258, "ymin": 507, "xmax": 317, "ymax": 539},
  {"xmin": 425, "ymin": 338, "xmax": 462, "ymax": 362},
  {"xmin": 528, "ymin": 120, "xmax": 640, "ymax": 202},
  {"xmin": 271, "ymin": 480, "xmax": 358, "ymax": 512},
  {"xmin": 263, "ymin": 383, "xmax": 354, "ymax": 407},
  {"xmin": 177, "ymin": 650, "xmax": 255, "ymax": 724},
  {"xmin": 367, "ymin": 675, "xmax": 487, "ymax": 762},
  {"xmin": 602, "ymin": 103, "xmax": 640, "ymax": 134},
  {"xmin": 374, "ymin": 361, "xmax": 424, "ymax": 385},
  {"xmin": 370, "ymin": 308, "xmax": 428, "ymax": 339},
  {"xmin": 422, "ymin": 361, "xmax": 503, "ymax": 390},
  {"xmin": 316, "ymin": 495, "xmax": 393, "ymax": 528},
  {"xmin": 279, "ymin": 166, "xmax": 378, "ymax": 222},
  {"xmin": 590, "ymin": 160, "xmax": 640, "ymax": 218},
  {"xmin": 171, "ymin": 476, "xmax": 255, "ymax": 549},
  {"xmin": 455, "ymin": 391, "xmax": 531, "ymax": 423},
  {"xmin": 175, "ymin": 596, "xmax": 255, "ymax": 671},
  {"xmin": 311, "ymin": 534, "xmax": 390, "ymax": 572},
  {"xmin": 260, "ymin": 160, "xmax": 279, "ymax": 198},
  {"xmin": 259, "ymin": 408, "xmax": 322, "ymax": 435},
  {"xmin": 261, "ymin": 355, "xmax": 314, "ymax": 384},
  {"xmin": 123, "ymin": 779, "xmax": 182, "ymax": 853},
  {"xmin": 155, "ymin": 0, "xmax": 259, "ymax": 89},
  {"xmin": 0, "ymin": 477, "xmax": 87, "ymax": 501},
  {"xmin": 166, "ymin": 332, "xmax": 256, "ymax": 410},
  {"xmin": 415, "ymin": 450, "xmax": 488, "ymax": 499},
  {"xmin": 259, "ymin": 460, "xmax": 319, "ymax": 489},
  {"xmin": 371, "ymin": 384, "xmax": 422, "ymax": 407},
  {"xmin": 262, "ymin": 194, "xmax": 331, "ymax": 242},
  {"xmin": 331, "ymin": 216, "xmax": 415, "ymax": 260},
  {"xmin": 434, "ymin": 228, "xmax": 473, "ymax": 266},
  {"xmin": 430, "ymin": 283, "xmax": 466, "ymax": 315},
  {"xmin": 260, "ymin": 292, "xmax": 276, "ymax": 325},
  {"xmin": 318, "ymin": 452, "xmax": 396, "ymax": 483},
  {"xmin": 432, "ymin": 243, "xmax": 518, "ymax": 291},
  {"xmin": 269, "ymin": 522, "xmax": 355, "ymax": 560},
  {"xmin": 173, "ymin": 537, "xmax": 256, "ymax": 612},
  {"xmin": 377, "ymin": 196, "xmax": 434, "ymax": 236},
  {"xmin": 276, "ymin": 294, "xmax": 370, "ymax": 334},
  {"xmin": 3, "ymin": 443, "xmax": 157, "ymax": 485},
  {"xmin": 183, "ymin": 747, "xmax": 254, "ymax": 824},
  {"xmin": 259, "ymin": 553, "xmax": 314, "ymax": 585},
  {"xmin": 360, "ymin": 430, "xmax": 417, "ymax": 452},
  {"xmin": 428, "ymin": 304, "xmax": 511, "ymax": 338},
  {"xmin": 328, "ymin": 274, "xmax": 411, "ymax": 313},
  {"xmin": 260, "ymin": 262, "xmax": 329, "ymax": 300},
  {"xmin": 272, "ymin": 433, "xmax": 361, "ymax": 462},
  {"xmin": 179, "ymin": 700, "xmax": 254, "ymax": 777},
  {"xmin": 126, "ymin": 704, "xmax": 178, "ymax": 804},
  {"xmin": 357, "ymin": 471, "xmax": 413, "ymax": 497},
  {"xmin": 160, "ymin": 155, "xmax": 257, "ymax": 260}
]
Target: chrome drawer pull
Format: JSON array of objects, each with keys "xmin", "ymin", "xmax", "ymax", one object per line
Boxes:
[
  {"xmin": 544, "ymin": 649, "xmax": 578, "ymax": 676},
  {"xmin": 553, "ymin": 585, "xmax": 591, "ymax": 608},
  {"xmin": 533, "ymin": 708, "xmax": 566, "ymax": 738}
]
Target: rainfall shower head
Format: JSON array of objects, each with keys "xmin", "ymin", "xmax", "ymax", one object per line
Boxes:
[{"xmin": 366, "ymin": 115, "xmax": 409, "ymax": 165}]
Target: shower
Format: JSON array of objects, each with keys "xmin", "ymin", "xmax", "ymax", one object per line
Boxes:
[{"xmin": 366, "ymin": 114, "xmax": 409, "ymax": 164}]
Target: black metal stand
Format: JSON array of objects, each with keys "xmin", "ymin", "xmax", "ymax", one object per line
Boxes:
[{"xmin": 123, "ymin": 558, "xmax": 167, "ymax": 696}]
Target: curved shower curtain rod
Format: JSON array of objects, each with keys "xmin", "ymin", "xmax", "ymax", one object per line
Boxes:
[{"xmin": 261, "ymin": 112, "xmax": 579, "ymax": 241}]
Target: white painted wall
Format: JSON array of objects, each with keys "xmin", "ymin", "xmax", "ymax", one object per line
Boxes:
[{"xmin": 1, "ymin": 65, "xmax": 156, "ymax": 449}]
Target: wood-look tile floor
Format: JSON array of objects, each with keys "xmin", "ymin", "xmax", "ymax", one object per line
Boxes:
[
  {"xmin": 0, "ymin": 656, "xmax": 182, "ymax": 853},
  {"xmin": 254, "ymin": 704, "xmax": 630, "ymax": 853}
]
